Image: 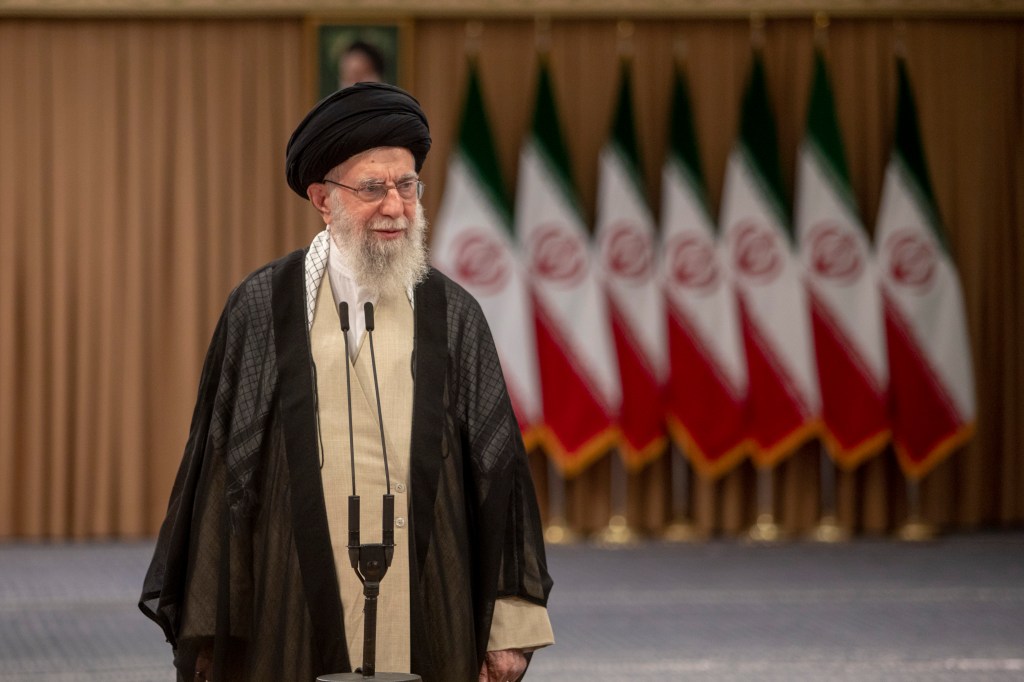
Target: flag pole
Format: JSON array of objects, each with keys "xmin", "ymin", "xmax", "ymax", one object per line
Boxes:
[
  {"xmin": 890, "ymin": 16, "xmax": 935, "ymax": 548},
  {"xmin": 808, "ymin": 442, "xmax": 848, "ymax": 542},
  {"xmin": 595, "ymin": 18, "xmax": 640, "ymax": 549},
  {"xmin": 544, "ymin": 457, "xmax": 579, "ymax": 545},
  {"xmin": 805, "ymin": 9, "xmax": 850, "ymax": 545},
  {"xmin": 747, "ymin": 466, "xmax": 784, "ymax": 542},
  {"xmin": 530, "ymin": 15, "xmax": 577, "ymax": 548},
  {"xmin": 889, "ymin": 20, "xmax": 937, "ymax": 545},
  {"xmin": 897, "ymin": 475, "xmax": 936, "ymax": 541},
  {"xmin": 663, "ymin": 39, "xmax": 700, "ymax": 546},
  {"xmin": 596, "ymin": 449, "xmax": 640, "ymax": 547},
  {"xmin": 743, "ymin": 15, "xmax": 779, "ymax": 544},
  {"xmin": 663, "ymin": 443, "xmax": 702, "ymax": 542}
]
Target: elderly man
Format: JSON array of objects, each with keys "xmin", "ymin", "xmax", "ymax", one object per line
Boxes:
[{"xmin": 140, "ymin": 83, "xmax": 553, "ymax": 682}]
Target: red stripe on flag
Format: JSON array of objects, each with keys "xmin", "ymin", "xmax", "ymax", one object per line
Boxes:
[
  {"xmin": 609, "ymin": 303, "xmax": 667, "ymax": 470},
  {"xmin": 809, "ymin": 292, "xmax": 890, "ymax": 469},
  {"xmin": 666, "ymin": 306, "xmax": 749, "ymax": 478},
  {"xmin": 739, "ymin": 296, "xmax": 819, "ymax": 468},
  {"xmin": 533, "ymin": 301, "xmax": 618, "ymax": 477},
  {"xmin": 884, "ymin": 295, "xmax": 974, "ymax": 478}
]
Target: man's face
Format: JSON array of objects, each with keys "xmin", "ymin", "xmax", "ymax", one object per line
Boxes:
[
  {"xmin": 328, "ymin": 146, "xmax": 418, "ymax": 235},
  {"xmin": 311, "ymin": 146, "xmax": 428, "ymax": 295}
]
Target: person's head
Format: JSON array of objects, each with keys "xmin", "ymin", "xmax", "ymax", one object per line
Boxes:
[
  {"xmin": 285, "ymin": 83, "xmax": 432, "ymax": 296},
  {"xmin": 310, "ymin": 146, "xmax": 428, "ymax": 295},
  {"xmin": 338, "ymin": 40, "xmax": 386, "ymax": 88}
]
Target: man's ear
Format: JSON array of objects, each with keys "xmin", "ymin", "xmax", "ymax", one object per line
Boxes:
[{"xmin": 307, "ymin": 183, "xmax": 333, "ymax": 225}]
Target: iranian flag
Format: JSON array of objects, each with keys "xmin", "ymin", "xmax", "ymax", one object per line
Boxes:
[
  {"xmin": 516, "ymin": 58, "xmax": 620, "ymax": 476},
  {"xmin": 432, "ymin": 60, "xmax": 542, "ymax": 446},
  {"xmin": 660, "ymin": 66, "xmax": 749, "ymax": 479},
  {"xmin": 596, "ymin": 60, "xmax": 669, "ymax": 470},
  {"xmin": 796, "ymin": 50, "xmax": 889, "ymax": 469},
  {"xmin": 721, "ymin": 52, "xmax": 820, "ymax": 468},
  {"xmin": 876, "ymin": 58, "xmax": 975, "ymax": 478}
]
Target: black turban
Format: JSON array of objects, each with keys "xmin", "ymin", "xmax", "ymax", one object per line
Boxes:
[{"xmin": 285, "ymin": 82, "xmax": 431, "ymax": 198}]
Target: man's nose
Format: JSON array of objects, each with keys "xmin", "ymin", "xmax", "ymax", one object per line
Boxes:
[{"xmin": 378, "ymin": 187, "xmax": 405, "ymax": 218}]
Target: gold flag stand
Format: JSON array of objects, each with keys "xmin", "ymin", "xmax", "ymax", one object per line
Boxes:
[
  {"xmin": 746, "ymin": 467, "xmax": 785, "ymax": 542},
  {"xmin": 808, "ymin": 444, "xmax": 849, "ymax": 543},
  {"xmin": 662, "ymin": 520, "xmax": 701, "ymax": 543},
  {"xmin": 662, "ymin": 444, "xmax": 702, "ymax": 542},
  {"xmin": 897, "ymin": 477, "xmax": 936, "ymax": 541},
  {"xmin": 595, "ymin": 451, "xmax": 640, "ymax": 547},
  {"xmin": 543, "ymin": 458, "xmax": 579, "ymax": 545},
  {"xmin": 747, "ymin": 512, "xmax": 783, "ymax": 542},
  {"xmin": 544, "ymin": 517, "xmax": 579, "ymax": 545},
  {"xmin": 596, "ymin": 513, "xmax": 639, "ymax": 546},
  {"xmin": 808, "ymin": 514, "xmax": 847, "ymax": 543}
]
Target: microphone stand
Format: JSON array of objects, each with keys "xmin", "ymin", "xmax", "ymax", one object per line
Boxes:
[{"xmin": 318, "ymin": 302, "xmax": 421, "ymax": 682}]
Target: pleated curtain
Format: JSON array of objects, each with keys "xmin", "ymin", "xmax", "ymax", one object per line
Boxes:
[{"xmin": 1, "ymin": 16, "xmax": 1021, "ymax": 538}]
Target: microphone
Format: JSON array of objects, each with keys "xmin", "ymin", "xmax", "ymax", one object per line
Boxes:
[
  {"xmin": 364, "ymin": 302, "xmax": 396, "ymax": 562},
  {"xmin": 319, "ymin": 300, "xmax": 420, "ymax": 681},
  {"xmin": 339, "ymin": 302, "xmax": 359, "ymax": 568}
]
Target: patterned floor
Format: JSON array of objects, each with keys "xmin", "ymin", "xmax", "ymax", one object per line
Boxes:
[{"xmin": 1, "ymin": 533, "xmax": 1022, "ymax": 680}]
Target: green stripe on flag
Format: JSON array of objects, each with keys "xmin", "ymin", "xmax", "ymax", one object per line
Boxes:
[
  {"xmin": 739, "ymin": 51, "xmax": 790, "ymax": 231},
  {"xmin": 893, "ymin": 58, "xmax": 948, "ymax": 252},
  {"xmin": 458, "ymin": 59, "xmax": 513, "ymax": 228},
  {"xmin": 531, "ymin": 57, "xmax": 585, "ymax": 221},
  {"xmin": 610, "ymin": 59, "xmax": 647, "ymax": 199},
  {"xmin": 667, "ymin": 66, "xmax": 714, "ymax": 227},
  {"xmin": 805, "ymin": 50, "xmax": 859, "ymax": 219}
]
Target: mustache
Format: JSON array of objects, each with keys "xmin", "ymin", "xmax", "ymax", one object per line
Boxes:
[{"xmin": 366, "ymin": 215, "xmax": 410, "ymax": 233}]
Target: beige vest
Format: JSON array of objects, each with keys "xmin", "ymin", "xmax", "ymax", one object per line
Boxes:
[{"xmin": 311, "ymin": 275, "xmax": 414, "ymax": 672}]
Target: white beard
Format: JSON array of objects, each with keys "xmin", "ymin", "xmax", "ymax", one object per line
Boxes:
[{"xmin": 328, "ymin": 199, "xmax": 430, "ymax": 298}]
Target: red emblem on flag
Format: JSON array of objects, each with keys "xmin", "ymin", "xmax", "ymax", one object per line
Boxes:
[
  {"xmin": 602, "ymin": 222, "xmax": 653, "ymax": 281},
  {"xmin": 452, "ymin": 229, "xmax": 510, "ymax": 294},
  {"xmin": 529, "ymin": 223, "xmax": 588, "ymax": 287},
  {"xmin": 885, "ymin": 229, "xmax": 936, "ymax": 292},
  {"xmin": 808, "ymin": 222, "xmax": 863, "ymax": 284},
  {"xmin": 667, "ymin": 233, "xmax": 719, "ymax": 292},
  {"xmin": 731, "ymin": 220, "xmax": 782, "ymax": 284}
]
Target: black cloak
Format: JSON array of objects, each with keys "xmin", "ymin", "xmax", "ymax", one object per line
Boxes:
[{"xmin": 139, "ymin": 248, "xmax": 552, "ymax": 681}]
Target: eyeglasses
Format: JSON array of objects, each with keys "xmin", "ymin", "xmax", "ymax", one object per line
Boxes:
[{"xmin": 323, "ymin": 178, "xmax": 424, "ymax": 203}]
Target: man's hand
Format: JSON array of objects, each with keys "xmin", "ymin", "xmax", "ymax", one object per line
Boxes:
[
  {"xmin": 478, "ymin": 648, "xmax": 527, "ymax": 682},
  {"xmin": 194, "ymin": 644, "xmax": 213, "ymax": 681}
]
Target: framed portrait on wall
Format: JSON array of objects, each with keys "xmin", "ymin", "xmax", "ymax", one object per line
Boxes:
[{"xmin": 306, "ymin": 17, "xmax": 415, "ymax": 101}]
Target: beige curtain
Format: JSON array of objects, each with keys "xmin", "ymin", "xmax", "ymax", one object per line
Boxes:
[
  {"xmin": 1, "ymin": 16, "xmax": 1021, "ymax": 538},
  {"xmin": 0, "ymin": 19, "xmax": 312, "ymax": 537}
]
